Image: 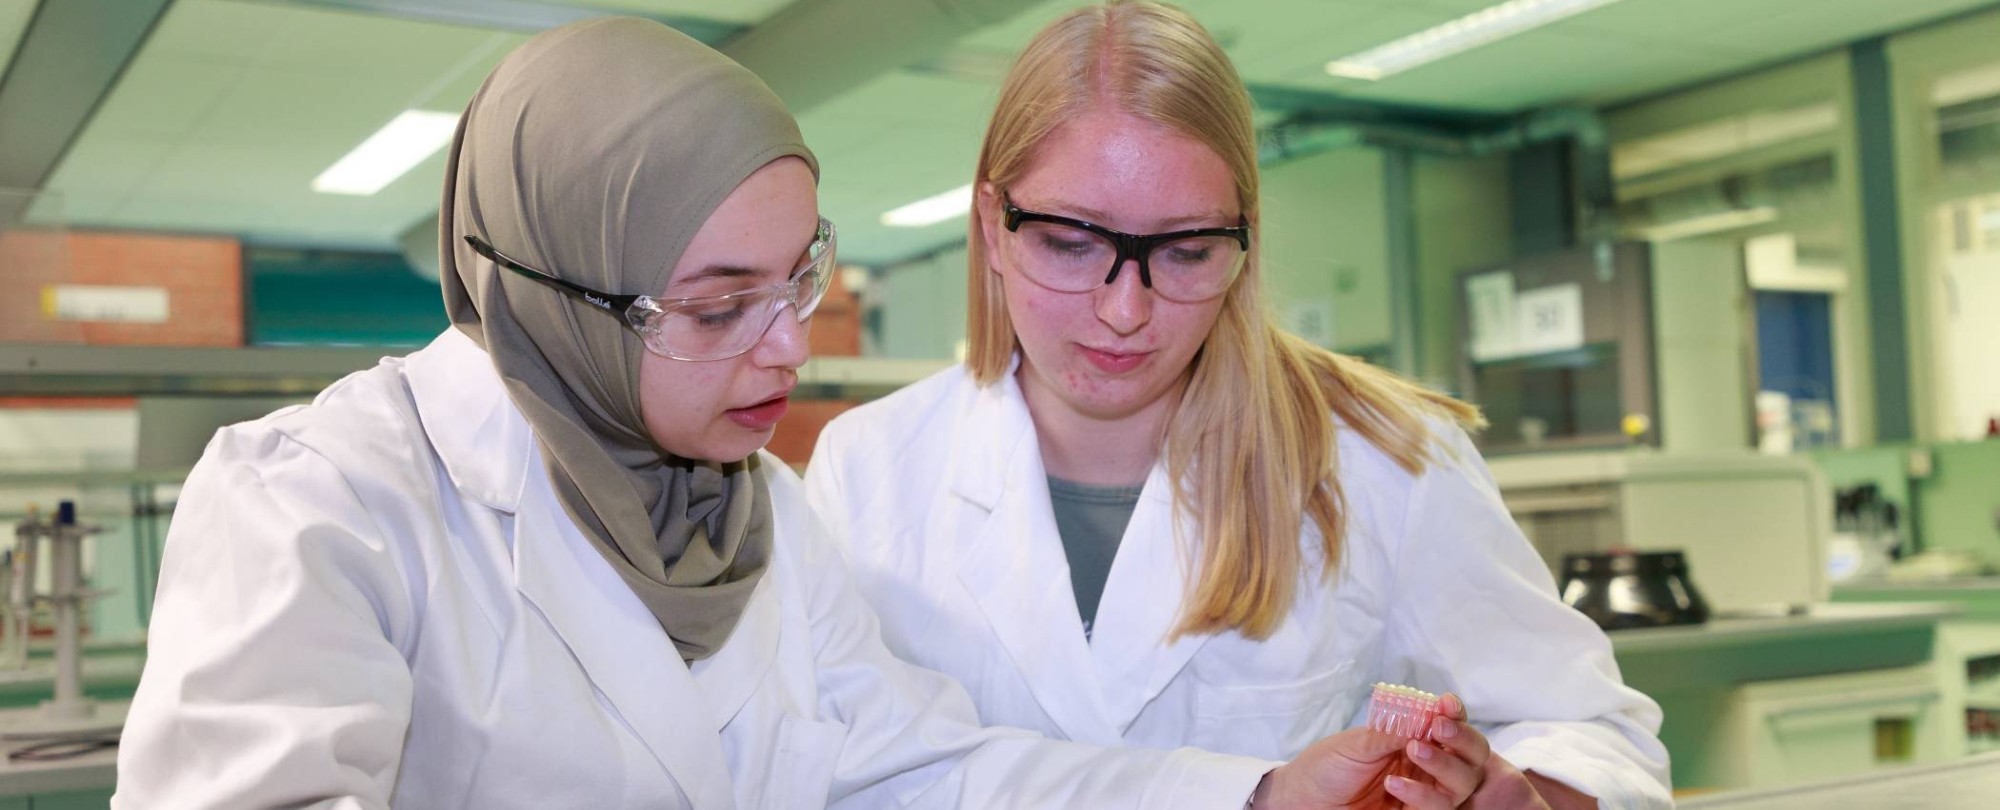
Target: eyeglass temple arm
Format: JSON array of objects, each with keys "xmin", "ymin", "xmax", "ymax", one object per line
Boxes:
[{"xmin": 462, "ymin": 235, "xmax": 643, "ymax": 313}]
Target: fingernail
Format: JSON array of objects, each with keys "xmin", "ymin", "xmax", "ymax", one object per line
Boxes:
[
  {"xmin": 1410, "ymin": 741, "xmax": 1433, "ymax": 760},
  {"xmin": 1435, "ymin": 719, "xmax": 1459, "ymax": 739},
  {"xmin": 1386, "ymin": 776, "xmax": 1409, "ymax": 792}
]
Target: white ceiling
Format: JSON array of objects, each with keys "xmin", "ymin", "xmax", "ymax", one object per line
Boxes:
[
  {"xmin": 0, "ymin": 0, "xmax": 35, "ymax": 76},
  {"xmin": 535, "ymin": 0, "xmax": 795, "ymax": 23},
  {"xmin": 15, "ymin": 0, "xmax": 2000, "ymax": 267}
]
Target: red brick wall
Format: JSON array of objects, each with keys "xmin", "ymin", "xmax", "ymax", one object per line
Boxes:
[
  {"xmin": 806, "ymin": 273, "xmax": 860, "ymax": 357},
  {"xmin": 769, "ymin": 274, "xmax": 865, "ymax": 467},
  {"xmin": 0, "ymin": 230, "xmax": 242, "ymax": 346},
  {"xmin": 766, "ymin": 398, "xmax": 860, "ymax": 467}
]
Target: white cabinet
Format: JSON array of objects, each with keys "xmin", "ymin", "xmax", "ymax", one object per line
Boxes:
[
  {"xmin": 1940, "ymin": 622, "xmax": 2000, "ymax": 756},
  {"xmin": 1702, "ymin": 665, "xmax": 1947, "ymax": 789}
]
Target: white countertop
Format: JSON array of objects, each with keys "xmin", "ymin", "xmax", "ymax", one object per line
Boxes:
[
  {"xmin": 1836, "ymin": 576, "xmax": 2000, "ymax": 593},
  {"xmin": 1680, "ymin": 751, "xmax": 2000, "ymax": 809},
  {"xmin": 0, "ymin": 739, "xmax": 116, "ymax": 798},
  {"xmin": 1607, "ymin": 601, "xmax": 1960, "ymax": 654}
]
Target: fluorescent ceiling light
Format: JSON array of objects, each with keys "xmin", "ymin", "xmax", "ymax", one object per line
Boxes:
[
  {"xmin": 1632, "ymin": 206, "xmax": 1778, "ymax": 242},
  {"xmin": 881, "ymin": 184, "xmax": 972, "ymax": 227},
  {"xmin": 312, "ymin": 110, "xmax": 461, "ymax": 196},
  {"xmin": 1325, "ymin": 0, "xmax": 1627, "ymax": 81}
]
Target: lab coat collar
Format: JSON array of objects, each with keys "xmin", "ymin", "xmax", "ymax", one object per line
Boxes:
[
  {"xmin": 403, "ymin": 328, "xmax": 532, "ymax": 513},
  {"xmin": 944, "ymin": 354, "xmax": 1021, "ymax": 511},
  {"xmin": 512, "ymin": 450, "xmax": 754, "ymax": 810},
  {"xmin": 688, "ymin": 515, "xmax": 782, "ymax": 730},
  {"xmin": 947, "ymin": 366, "xmax": 1122, "ymax": 745},
  {"xmin": 413, "ymin": 328, "xmax": 779, "ymax": 808},
  {"xmin": 1090, "ymin": 464, "xmax": 1214, "ymax": 732},
  {"xmin": 950, "ymin": 359, "xmax": 1212, "ymax": 737}
]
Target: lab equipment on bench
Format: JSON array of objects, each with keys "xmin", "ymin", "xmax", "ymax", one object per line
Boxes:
[
  {"xmin": 1558, "ymin": 549, "xmax": 1712, "ymax": 630},
  {"xmin": 0, "ymin": 501, "xmax": 128, "ymax": 740},
  {"xmin": 1488, "ymin": 450, "xmax": 1829, "ymax": 619}
]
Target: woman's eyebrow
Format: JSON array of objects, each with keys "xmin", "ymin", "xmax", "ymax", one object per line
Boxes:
[
  {"xmin": 1040, "ymin": 202, "xmax": 1233, "ymax": 230},
  {"xmin": 669, "ymin": 264, "xmax": 769, "ymax": 288}
]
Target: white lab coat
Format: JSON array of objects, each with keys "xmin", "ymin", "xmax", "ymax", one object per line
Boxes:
[
  {"xmin": 805, "ymin": 363, "xmax": 1675, "ymax": 810},
  {"xmin": 114, "ymin": 329, "xmax": 1276, "ymax": 809}
]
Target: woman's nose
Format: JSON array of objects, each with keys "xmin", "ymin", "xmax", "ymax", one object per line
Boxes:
[
  {"xmin": 1095, "ymin": 258, "xmax": 1153, "ymax": 335},
  {"xmin": 751, "ymin": 305, "xmax": 811, "ymax": 369}
]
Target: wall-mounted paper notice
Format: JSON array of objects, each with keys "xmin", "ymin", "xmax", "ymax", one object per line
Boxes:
[
  {"xmin": 41, "ymin": 284, "xmax": 171, "ymax": 324},
  {"xmin": 1513, "ymin": 282, "xmax": 1584, "ymax": 356},
  {"xmin": 1465, "ymin": 270, "xmax": 1516, "ymax": 362}
]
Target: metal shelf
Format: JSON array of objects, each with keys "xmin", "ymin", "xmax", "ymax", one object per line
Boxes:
[
  {"xmin": 0, "ymin": 343, "xmax": 949, "ymax": 400},
  {"xmin": 0, "ymin": 343, "xmax": 400, "ymax": 397}
]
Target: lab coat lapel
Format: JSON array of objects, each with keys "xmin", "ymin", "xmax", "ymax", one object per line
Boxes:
[
  {"xmin": 413, "ymin": 329, "xmax": 752, "ymax": 807},
  {"xmin": 513, "ymin": 460, "xmax": 738, "ymax": 809},
  {"xmin": 948, "ymin": 376, "xmax": 1122, "ymax": 746},
  {"xmin": 688, "ymin": 566, "xmax": 780, "ymax": 730},
  {"xmin": 1090, "ymin": 463, "xmax": 1214, "ymax": 733}
]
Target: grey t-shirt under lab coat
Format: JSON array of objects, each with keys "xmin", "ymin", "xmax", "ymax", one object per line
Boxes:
[{"xmin": 1046, "ymin": 475, "xmax": 1144, "ymax": 638}]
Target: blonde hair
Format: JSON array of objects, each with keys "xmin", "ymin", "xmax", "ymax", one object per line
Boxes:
[{"xmin": 967, "ymin": 0, "xmax": 1484, "ymax": 640}]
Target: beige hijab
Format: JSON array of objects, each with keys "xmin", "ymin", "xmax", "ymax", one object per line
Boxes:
[{"xmin": 438, "ymin": 17, "xmax": 816, "ymax": 662}]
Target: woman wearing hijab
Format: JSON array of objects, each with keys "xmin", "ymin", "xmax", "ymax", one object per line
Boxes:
[{"xmin": 112, "ymin": 17, "xmax": 1399, "ymax": 810}]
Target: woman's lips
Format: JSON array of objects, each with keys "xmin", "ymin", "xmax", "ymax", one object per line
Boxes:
[
  {"xmin": 1080, "ymin": 345, "xmax": 1148, "ymax": 374},
  {"xmin": 726, "ymin": 394, "xmax": 790, "ymax": 430}
]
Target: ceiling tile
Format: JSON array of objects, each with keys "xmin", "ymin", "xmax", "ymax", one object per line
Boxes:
[
  {"xmin": 40, "ymin": 136, "xmax": 174, "ymax": 199},
  {"xmin": 250, "ymin": 7, "xmax": 514, "ymax": 76},
  {"xmin": 0, "ymin": 0, "xmax": 34, "ymax": 77},
  {"xmin": 1231, "ymin": 5, "xmax": 1460, "ymax": 85},
  {"xmin": 84, "ymin": 58, "xmax": 241, "ymax": 140},
  {"xmin": 1554, "ymin": 0, "xmax": 1799, "ymax": 43},
  {"xmin": 955, "ymin": 0, "xmax": 1096, "ymax": 52},
  {"xmin": 539, "ymin": 0, "xmax": 794, "ymax": 25},
  {"xmin": 193, "ymin": 69, "xmax": 433, "ymax": 152},
  {"xmin": 142, "ymin": 0, "xmax": 301, "ymax": 64},
  {"xmin": 1285, "ymin": 28, "xmax": 1739, "ymax": 111}
]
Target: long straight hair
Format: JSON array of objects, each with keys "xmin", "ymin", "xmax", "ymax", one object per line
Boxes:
[{"xmin": 967, "ymin": 1, "xmax": 1483, "ymax": 639}]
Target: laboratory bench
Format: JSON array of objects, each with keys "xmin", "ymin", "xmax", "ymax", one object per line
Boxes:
[
  {"xmin": 1837, "ymin": 579, "xmax": 2000, "ymax": 758},
  {"xmin": 0, "ymin": 741, "xmax": 115, "ymax": 807},
  {"xmin": 1613, "ymin": 601, "xmax": 1962, "ymax": 792},
  {"xmin": 1679, "ymin": 749, "xmax": 2000, "ymax": 809},
  {"xmin": 1835, "ymin": 576, "xmax": 2000, "ymax": 621},
  {"xmin": 1611, "ymin": 601, "xmax": 1957, "ymax": 692},
  {"xmin": 0, "ymin": 644, "xmax": 142, "ymax": 805}
]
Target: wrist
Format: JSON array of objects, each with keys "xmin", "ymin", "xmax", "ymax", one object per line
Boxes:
[{"xmin": 1248, "ymin": 768, "xmax": 1275, "ymax": 809}]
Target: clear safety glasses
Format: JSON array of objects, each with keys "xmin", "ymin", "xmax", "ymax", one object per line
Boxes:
[
  {"xmin": 464, "ymin": 217, "xmax": 836, "ymax": 362},
  {"xmin": 1000, "ymin": 195, "xmax": 1249, "ymax": 303}
]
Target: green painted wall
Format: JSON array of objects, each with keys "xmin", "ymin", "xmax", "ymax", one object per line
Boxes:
[
  {"xmin": 1259, "ymin": 146, "xmax": 1393, "ymax": 354},
  {"xmin": 1918, "ymin": 440, "xmax": 2000, "ymax": 564},
  {"xmin": 1412, "ymin": 153, "xmax": 1514, "ymax": 392},
  {"xmin": 874, "ymin": 245, "xmax": 969, "ymax": 360}
]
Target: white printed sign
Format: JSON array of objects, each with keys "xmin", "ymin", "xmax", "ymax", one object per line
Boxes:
[
  {"xmin": 1513, "ymin": 283, "xmax": 1584, "ymax": 356},
  {"xmin": 41, "ymin": 284, "xmax": 171, "ymax": 324}
]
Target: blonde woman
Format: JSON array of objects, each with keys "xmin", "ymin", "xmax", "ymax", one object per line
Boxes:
[{"xmin": 805, "ymin": 2, "xmax": 1671, "ymax": 808}]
